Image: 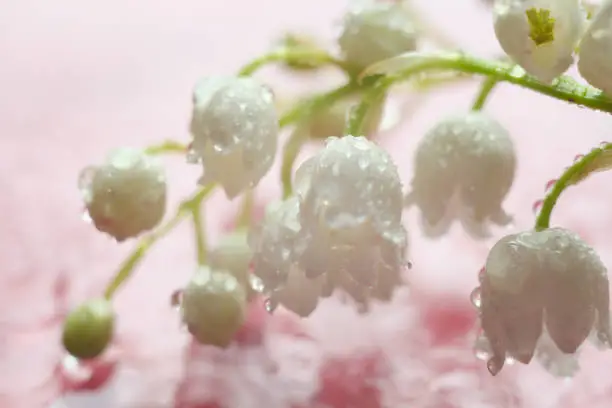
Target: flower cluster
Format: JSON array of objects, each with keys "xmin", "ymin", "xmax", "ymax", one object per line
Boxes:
[{"xmin": 64, "ymin": 0, "xmax": 612, "ymax": 382}]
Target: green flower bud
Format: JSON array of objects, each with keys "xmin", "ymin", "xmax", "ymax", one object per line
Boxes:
[{"xmin": 62, "ymin": 298, "xmax": 114, "ymax": 360}]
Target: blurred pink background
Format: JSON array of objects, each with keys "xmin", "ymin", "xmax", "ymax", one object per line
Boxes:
[{"xmin": 3, "ymin": 0, "xmax": 612, "ymax": 407}]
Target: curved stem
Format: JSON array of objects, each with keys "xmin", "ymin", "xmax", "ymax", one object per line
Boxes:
[
  {"xmin": 535, "ymin": 144, "xmax": 611, "ymax": 231},
  {"xmin": 238, "ymin": 47, "xmax": 353, "ymax": 77},
  {"xmin": 346, "ymin": 77, "xmax": 388, "ymax": 135},
  {"xmin": 281, "ymin": 128, "xmax": 308, "ymax": 199},
  {"xmin": 472, "ymin": 76, "xmax": 499, "ymax": 111},
  {"xmin": 362, "ymin": 51, "xmax": 612, "ymax": 114},
  {"xmin": 103, "ymin": 183, "xmax": 216, "ymax": 299}
]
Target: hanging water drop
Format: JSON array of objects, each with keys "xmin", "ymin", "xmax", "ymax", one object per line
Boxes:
[
  {"xmin": 186, "ymin": 147, "xmax": 200, "ymax": 164},
  {"xmin": 599, "ymin": 141, "xmax": 610, "ymax": 150},
  {"xmin": 474, "ymin": 334, "xmax": 492, "ymax": 361},
  {"xmin": 470, "ymin": 287, "xmax": 482, "ymax": 308},
  {"xmin": 573, "ymin": 153, "xmax": 585, "ymax": 162},
  {"xmin": 544, "ymin": 179, "xmax": 557, "ymax": 193},
  {"xmin": 486, "ymin": 357, "xmax": 503, "ymax": 376},
  {"xmin": 532, "ymin": 199, "xmax": 543, "ymax": 214},
  {"xmin": 170, "ymin": 289, "xmax": 183, "ymax": 310},
  {"xmin": 61, "ymin": 354, "xmax": 93, "ymax": 384},
  {"xmin": 264, "ymin": 297, "xmax": 278, "ymax": 314}
]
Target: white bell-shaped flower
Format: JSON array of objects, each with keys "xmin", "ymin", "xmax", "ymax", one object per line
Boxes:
[
  {"xmin": 248, "ymin": 197, "xmax": 302, "ymax": 293},
  {"xmin": 189, "ymin": 76, "xmax": 278, "ymax": 199},
  {"xmin": 181, "ymin": 266, "xmax": 247, "ymax": 348},
  {"xmin": 268, "ymin": 265, "xmax": 323, "ymax": 317},
  {"xmin": 476, "ymin": 228, "xmax": 611, "ymax": 376},
  {"xmin": 338, "ymin": 0, "xmax": 418, "ymax": 70},
  {"xmin": 79, "ymin": 147, "xmax": 167, "ymax": 241},
  {"xmin": 406, "ymin": 112, "xmax": 516, "ymax": 238},
  {"xmin": 493, "ymin": 0, "xmax": 585, "ymax": 82},
  {"xmin": 293, "ymin": 136, "xmax": 408, "ymax": 289},
  {"xmin": 578, "ymin": 0, "xmax": 612, "ymax": 95}
]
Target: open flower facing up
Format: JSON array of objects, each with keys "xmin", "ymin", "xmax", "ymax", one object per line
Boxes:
[
  {"xmin": 79, "ymin": 147, "xmax": 167, "ymax": 241},
  {"xmin": 293, "ymin": 136, "xmax": 409, "ymax": 301},
  {"xmin": 338, "ymin": 0, "xmax": 418, "ymax": 70},
  {"xmin": 181, "ymin": 266, "xmax": 247, "ymax": 348},
  {"xmin": 578, "ymin": 0, "xmax": 612, "ymax": 96},
  {"xmin": 188, "ymin": 76, "xmax": 278, "ymax": 199},
  {"xmin": 473, "ymin": 228, "xmax": 612, "ymax": 376},
  {"xmin": 493, "ymin": 0, "xmax": 585, "ymax": 82},
  {"xmin": 405, "ymin": 112, "xmax": 516, "ymax": 238}
]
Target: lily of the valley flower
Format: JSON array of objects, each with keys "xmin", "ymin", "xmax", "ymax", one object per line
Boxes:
[
  {"xmin": 578, "ymin": 0, "xmax": 612, "ymax": 96},
  {"xmin": 476, "ymin": 228, "xmax": 612, "ymax": 376},
  {"xmin": 493, "ymin": 0, "xmax": 585, "ymax": 82},
  {"xmin": 406, "ymin": 112, "xmax": 516, "ymax": 238},
  {"xmin": 189, "ymin": 76, "xmax": 278, "ymax": 199},
  {"xmin": 338, "ymin": 0, "xmax": 418, "ymax": 70},
  {"xmin": 293, "ymin": 136, "xmax": 408, "ymax": 288}
]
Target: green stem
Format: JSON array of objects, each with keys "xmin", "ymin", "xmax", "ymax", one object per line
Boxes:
[
  {"xmin": 144, "ymin": 140, "xmax": 188, "ymax": 155},
  {"xmin": 356, "ymin": 52, "xmax": 612, "ymax": 128},
  {"xmin": 346, "ymin": 77, "xmax": 388, "ymax": 135},
  {"xmin": 238, "ymin": 47, "xmax": 353, "ymax": 77},
  {"xmin": 472, "ymin": 76, "xmax": 499, "ymax": 111},
  {"xmin": 103, "ymin": 183, "xmax": 216, "ymax": 299},
  {"xmin": 191, "ymin": 204, "xmax": 207, "ymax": 265},
  {"xmin": 535, "ymin": 145, "xmax": 610, "ymax": 231}
]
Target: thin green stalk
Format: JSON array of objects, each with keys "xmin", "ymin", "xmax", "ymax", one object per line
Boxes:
[
  {"xmin": 144, "ymin": 140, "xmax": 188, "ymax": 155},
  {"xmin": 238, "ymin": 47, "xmax": 352, "ymax": 77},
  {"xmin": 472, "ymin": 76, "xmax": 499, "ymax": 111},
  {"xmin": 191, "ymin": 204, "xmax": 207, "ymax": 266},
  {"xmin": 104, "ymin": 183, "xmax": 216, "ymax": 299},
  {"xmin": 535, "ymin": 145, "xmax": 610, "ymax": 231}
]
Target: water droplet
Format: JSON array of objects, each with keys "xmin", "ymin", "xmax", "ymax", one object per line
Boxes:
[
  {"xmin": 186, "ymin": 148, "xmax": 200, "ymax": 164},
  {"xmin": 405, "ymin": 260, "xmax": 413, "ymax": 269},
  {"xmin": 249, "ymin": 275, "xmax": 265, "ymax": 294},
  {"xmin": 78, "ymin": 166, "xmax": 97, "ymax": 202},
  {"xmin": 264, "ymin": 297, "xmax": 278, "ymax": 314},
  {"xmin": 599, "ymin": 141, "xmax": 610, "ymax": 150},
  {"xmin": 486, "ymin": 357, "xmax": 503, "ymax": 376},
  {"xmin": 82, "ymin": 210, "xmax": 93, "ymax": 224},
  {"xmin": 532, "ymin": 199, "xmax": 543, "ymax": 214},
  {"xmin": 573, "ymin": 154, "xmax": 585, "ymax": 163},
  {"xmin": 478, "ymin": 267, "xmax": 486, "ymax": 282},
  {"xmin": 544, "ymin": 179, "xmax": 557, "ymax": 193},
  {"xmin": 505, "ymin": 355, "xmax": 516, "ymax": 365},
  {"xmin": 61, "ymin": 354, "xmax": 93, "ymax": 383},
  {"xmin": 170, "ymin": 289, "xmax": 183, "ymax": 310},
  {"xmin": 470, "ymin": 287, "xmax": 482, "ymax": 308},
  {"xmin": 474, "ymin": 335, "xmax": 492, "ymax": 361}
]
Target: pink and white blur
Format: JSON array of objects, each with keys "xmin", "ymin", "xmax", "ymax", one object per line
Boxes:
[{"xmin": 3, "ymin": 0, "xmax": 612, "ymax": 407}]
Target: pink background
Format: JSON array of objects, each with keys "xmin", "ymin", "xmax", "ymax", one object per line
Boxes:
[{"xmin": 3, "ymin": 0, "xmax": 612, "ymax": 407}]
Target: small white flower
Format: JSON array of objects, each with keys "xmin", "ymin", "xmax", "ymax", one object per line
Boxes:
[
  {"xmin": 189, "ymin": 76, "xmax": 278, "ymax": 199},
  {"xmin": 79, "ymin": 147, "xmax": 167, "ymax": 241},
  {"xmin": 476, "ymin": 228, "xmax": 611, "ymax": 375},
  {"xmin": 578, "ymin": 0, "xmax": 612, "ymax": 95},
  {"xmin": 293, "ymin": 136, "xmax": 408, "ymax": 288},
  {"xmin": 406, "ymin": 112, "xmax": 516, "ymax": 238},
  {"xmin": 248, "ymin": 197, "xmax": 302, "ymax": 292},
  {"xmin": 181, "ymin": 267, "xmax": 247, "ymax": 348},
  {"xmin": 493, "ymin": 0, "xmax": 585, "ymax": 82},
  {"xmin": 338, "ymin": 0, "xmax": 418, "ymax": 70},
  {"xmin": 268, "ymin": 265, "xmax": 323, "ymax": 317}
]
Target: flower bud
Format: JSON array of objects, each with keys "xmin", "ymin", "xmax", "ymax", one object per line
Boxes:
[
  {"xmin": 181, "ymin": 267, "xmax": 247, "ymax": 348},
  {"xmin": 62, "ymin": 298, "xmax": 114, "ymax": 360},
  {"xmin": 189, "ymin": 76, "xmax": 278, "ymax": 199},
  {"xmin": 338, "ymin": 0, "xmax": 418, "ymax": 70},
  {"xmin": 80, "ymin": 147, "xmax": 167, "ymax": 241}
]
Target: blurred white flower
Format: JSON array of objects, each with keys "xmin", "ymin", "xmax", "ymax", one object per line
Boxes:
[
  {"xmin": 493, "ymin": 0, "xmax": 585, "ymax": 82},
  {"xmin": 189, "ymin": 76, "xmax": 278, "ymax": 199},
  {"xmin": 474, "ymin": 228, "xmax": 611, "ymax": 375},
  {"xmin": 293, "ymin": 136, "xmax": 409, "ymax": 289},
  {"xmin": 406, "ymin": 112, "xmax": 516, "ymax": 238},
  {"xmin": 578, "ymin": 0, "xmax": 612, "ymax": 95},
  {"xmin": 79, "ymin": 147, "xmax": 167, "ymax": 241},
  {"xmin": 181, "ymin": 266, "xmax": 247, "ymax": 348},
  {"xmin": 338, "ymin": 0, "xmax": 418, "ymax": 70}
]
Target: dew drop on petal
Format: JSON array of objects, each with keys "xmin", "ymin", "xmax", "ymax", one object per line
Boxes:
[
  {"xmin": 470, "ymin": 287, "xmax": 482, "ymax": 308},
  {"xmin": 61, "ymin": 354, "xmax": 93, "ymax": 383},
  {"xmin": 599, "ymin": 141, "xmax": 610, "ymax": 150},
  {"xmin": 170, "ymin": 289, "xmax": 183, "ymax": 310},
  {"xmin": 78, "ymin": 166, "xmax": 97, "ymax": 201},
  {"xmin": 186, "ymin": 148, "xmax": 200, "ymax": 164},
  {"xmin": 249, "ymin": 275, "xmax": 265, "ymax": 294},
  {"xmin": 474, "ymin": 335, "xmax": 492, "ymax": 361},
  {"xmin": 81, "ymin": 210, "xmax": 93, "ymax": 224},
  {"xmin": 264, "ymin": 297, "xmax": 278, "ymax": 314},
  {"xmin": 505, "ymin": 355, "xmax": 516, "ymax": 365},
  {"xmin": 478, "ymin": 267, "xmax": 486, "ymax": 283},
  {"xmin": 574, "ymin": 154, "xmax": 585, "ymax": 162},
  {"xmin": 544, "ymin": 179, "xmax": 557, "ymax": 193},
  {"xmin": 532, "ymin": 199, "xmax": 543, "ymax": 214}
]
